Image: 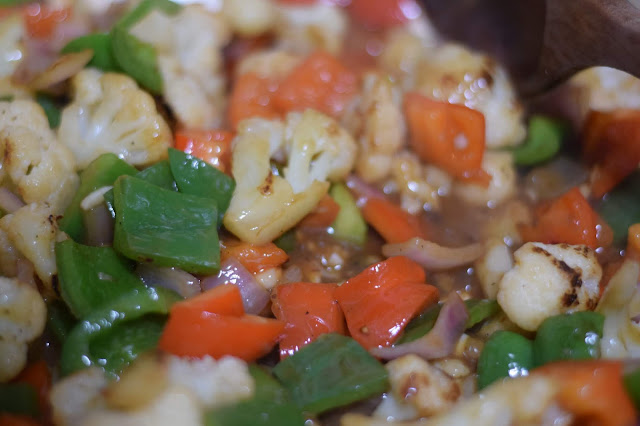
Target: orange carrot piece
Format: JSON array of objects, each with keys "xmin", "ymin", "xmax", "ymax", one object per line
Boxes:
[
  {"xmin": 361, "ymin": 196, "xmax": 428, "ymax": 244},
  {"xmin": 534, "ymin": 360, "xmax": 636, "ymax": 426},
  {"xmin": 334, "ymin": 256, "xmax": 438, "ymax": 349},
  {"xmin": 404, "ymin": 92, "xmax": 489, "ymax": 185},
  {"xmin": 159, "ymin": 310, "xmax": 284, "ymax": 361},
  {"xmin": 348, "ymin": 0, "xmax": 417, "ymax": 29},
  {"xmin": 170, "ymin": 285, "xmax": 245, "ymax": 318},
  {"xmin": 0, "ymin": 414, "xmax": 40, "ymax": 426},
  {"xmin": 272, "ymin": 282, "xmax": 346, "ymax": 359},
  {"xmin": 273, "ymin": 51, "xmax": 357, "ymax": 118},
  {"xmin": 23, "ymin": 5, "xmax": 70, "ymax": 39},
  {"xmin": 13, "ymin": 361, "xmax": 50, "ymax": 421},
  {"xmin": 221, "ymin": 240, "xmax": 289, "ymax": 274},
  {"xmin": 298, "ymin": 194, "xmax": 341, "ymax": 228},
  {"xmin": 228, "ymin": 72, "xmax": 280, "ymax": 129},
  {"xmin": 174, "ymin": 130, "xmax": 234, "ymax": 174}
]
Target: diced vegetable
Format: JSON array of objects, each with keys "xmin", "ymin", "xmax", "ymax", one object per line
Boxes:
[
  {"xmin": 404, "ymin": 92, "xmax": 488, "ymax": 184},
  {"xmin": 477, "ymin": 330, "xmax": 534, "ymax": 390},
  {"xmin": 465, "ymin": 299, "xmax": 502, "ymax": 329},
  {"xmin": 361, "ymin": 196, "xmax": 428, "ymax": 244},
  {"xmin": 59, "ymin": 153, "xmax": 137, "ymax": 242},
  {"xmin": 59, "ymin": 286, "xmax": 180, "ymax": 377},
  {"xmin": 23, "ymin": 5, "xmax": 69, "ymax": 39},
  {"xmin": 110, "ymin": 28, "xmax": 163, "ymax": 94},
  {"xmin": 533, "ymin": 311, "xmax": 604, "ymax": 366},
  {"xmin": 272, "ymin": 333, "xmax": 388, "ymax": 415},
  {"xmin": 114, "ymin": 0, "xmax": 181, "ymax": 30},
  {"xmin": 299, "ymin": 195, "xmax": 340, "ymax": 228},
  {"xmin": 113, "ymin": 176, "xmax": 220, "ymax": 274},
  {"xmin": 334, "ymin": 256, "xmax": 438, "ymax": 349},
  {"xmin": 272, "ymin": 282, "xmax": 346, "ymax": 358},
  {"xmin": 628, "ymin": 224, "xmax": 640, "ymax": 261},
  {"xmin": 228, "ymin": 72, "xmax": 280, "ymax": 129},
  {"xmin": 534, "ymin": 360, "xmax": 636, "ymax": 426},
  {"xmin": 12, "ymin": 361, "xmax": 50, "ymax": 421},
  {"xmin": 170, "ymin": 285, "xmax": 245, "ymax": 318},
  {"xmin": 329, "ymin": 183, "xmax": 367, "ymax": 245},
  {"xmin": 135, "ymin": 161, "xmax": 178, "ymax": 191},
  {"xmin": 46, "ymin": 301, "xmax": 75, "ymax": 342},
  {"xmin": 597, "ymin": 171, "xmax": 640, "ymax": 244},
  {"xmin": 174, "ymin": 130, "xmax": 234, "ymax": 173},
  {"xmin": 512, "ymin": 115, "xmax": 564, "ymax": 166},
  {"xmin": 221, "ymin": 240, "xmax": 289, "ymax": 274},
  {"xmin": 55, "ymin": 240, "xmax": 146, "ymax": 318},
  {"xmin": 274, "ymin": 231, "xmax": 297, "ymax": 254},
  {"xmin": 347, "ymin": 0, "xmax": 417, "ymax": 29},
  {"xmin": 273, "ymin": 51, "xmax": 357, "ymax": 118},
  {"xmin": 61, "ymin": 33, "xmax": 119, "ymax": 71},
  {"xmin": 0, "ymin": 383, "xmax": 39, "ymax": 418},
  {"xmin": 167, "ymin": 148, "xmax": 235, "ymax": 218},
  {"xmin": 35, "ymin": 94, "xmax": 61, "ymax": 128}
]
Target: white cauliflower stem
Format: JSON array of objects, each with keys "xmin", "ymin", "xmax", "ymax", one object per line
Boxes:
[
  {"xmin": 497, "ymin": 242, "xmax": 602, "ymax": 331},
  {"xmin": 224, "ymin": 109, "xmax": 356, "ymax": 244},
  {"xmin": 58, "ymin": 68, "xmax": 172, "ymax": 169}
]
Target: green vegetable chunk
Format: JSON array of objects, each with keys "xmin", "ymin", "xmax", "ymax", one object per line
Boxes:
[
  {"xmin": 47, "ymin": 301, "xmax": 76, "ymax": 343},
  {"xmin": 56, "ymin": 239, "xmax": 146, "ymax": 318},
  {"xmin": 115, "ymin": 0, "xmax": 182, "ymax": 30},
  {"xmin": 465, "ymin": 299, "xmax": 501, "ymax": 329},
  {"xmin": 0, "ymin": 383, "xmax": 39, "ymax": 417},
  {"xmin": 329, "ymin": 183, "xmax": 367, "ymax": 245},
  {"xmin": 136, "ymin": 160, "xmax": 178, "ymax": 191},
  {"xmin": 597, "ymin": 171, "xmax": 640, "ymax": 244},
  {"xmin": 60, "ymin": 286, "xmax": 179, "ymax": 377},
  {"xmin": 61, "ymin": 33, "xmax": 119, "ymax": 71},
  {"xmin": 110, "ymin": 28, "xmax": 163, "ymax": 94},
  {"xmin": 206, "ymin": 366, "xmax": 305, "ymax": 426},
  {"xmin": 513, "ymin": 115, "xmax": 564, "ymax": 166},
  {"xmin": 274, "ymin": 230, "xmax": 296, "ymax": 253},
  {"xmin": 36, "ymin": 94, "xmax": 61, "ymax": 128},
  {"xmin": 59, "ymin": 153, "xmax": 137, "ymax": 242},
  {"xmin": 477, "ymin": 330, "xmax": 534, "ymax": 390},
  {"xmin": 113, "ymin": 176, "xmax": 220, "ymax": 274},
  {"xmin": 272, "ymin": 333, "xmax": 388, "ymax": 415},
  {"xmin": 168, "ymin": 148, "xmax": 235, "ymax": 217},
  {"xmin": 533, "ymin": 311, "xmax": 604, "ymax": 366},
  {"xmin": 623, "ymin": 367, "xmax": 640, "ymax": 411}
]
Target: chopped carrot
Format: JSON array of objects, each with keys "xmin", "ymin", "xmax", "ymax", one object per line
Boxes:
[
  {"xmin": 404, "ymin": 92, "xmax": 489, "ymax": 185},
  {"xmin": 159, "ymin": 309, "xmax": 284, "ymax": 361},
  {"xmin": 360, "ymin": 196, "xmax": 428, "ymax": 244},
  {"xmin": 519, "ymin": 187, "xmax": 612, "ymax": 249},
  {"xmin": 23, "ymin": 5, "xmax": 70, "ymax": 39},
  {"xmin": 170, "ymin": 285, "xmax": 245, "ymax": 318},
  {"xmin": 534, "ymin": 360, "xmax": 636, "ymax": 426},
  {"xmin": 221, "ymin": 239, "xmax": 289, "ymax": 274},
  {"xmin": 348, "ymin": 0, "xmax": 418, "ymax": 29},
  {"xmin": 627, "ymin": 223, "xmax": 640, "ymax": 262},
  {"xmin": 228, "ymin": 72, "xmax": 280, "ymax": 129},
  {"xmin": 273, "ymin": 51, "xmax": 358, "ymax": 118},
  {"xmin": 272, "ymin": 282, "xmax": 346, "ymax": 359},
  {"xmin": 174, "ymin": 130, "xmax": 234, "ymax": 174},
  {"xmin": 334, "ymin": 256, "xmax": 438, "ymax": 349},
  {"xmin": 13, "ymin": 361, "xmax": 50, "ymax": 421},
  {"xmin": 298, "ymin": 194, "xmax": 341, "ymax": 228},
  {"xmin": 0, "ymin": 414, "xmax": 40, "ymax": 426},
  {"xmin": 583, "ymin": 109, "xmax": 640, "ymax": 198}
]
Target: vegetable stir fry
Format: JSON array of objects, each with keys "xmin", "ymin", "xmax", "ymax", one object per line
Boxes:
[{"xmin": 0, "ymin": 0, "xmax": 640, "ymax": 425}]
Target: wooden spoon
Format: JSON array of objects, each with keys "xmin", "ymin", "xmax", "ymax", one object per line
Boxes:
[{"xmin": 419, "ymin": 0, "xmax": 640, "ymax": 96}]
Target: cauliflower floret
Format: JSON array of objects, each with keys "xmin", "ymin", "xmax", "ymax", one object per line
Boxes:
[
  {"xmin": 224, "ymin": 110, "xmax": 356, "ymax": 244},
  {"xmin": 273, "ymin": 2, "xmax": 347, "ymax": 55},
  {"xmin": 0, "ymin": 14, "xmax": 24, "ymax": 78},
  {"xmin": 352, "ymin": 73, "xmax": 405, "ymax": 183},
  {"xmin": 0, "ymin": 202, "xmax": 58, "ymax": 292},
  {"xmin": 497, "ymin": 242, "xmax": 602, "ymax": 331},
  {"xmin": 474, "ymin": 239, "xmax": 513, "ymax": 299},
  {"xmin": 453, "ymin": 151, "xmax": 517, "ymax": 208},
  {"xmin": 236, "ymin": 49, "xmax": 302, "ymax": 80},
  {"xmin": 0, "ymin": 228, "xmax": 20, "ymax": 277},
  {"xmin": 222, "ymin": 0, "xmax": 275, "ymax": 36},
  {"xmin": 50, "ymin": 367, "xmax": 108, "ymax": 426},
  {"xmin": 130, "ymin": 5, "xmax": 230, "ymax": 129},
  {"xmin": 58, "ymin": 68, "xmax": 172, "ymax": 169},
  {"xmin": 415, "ymin": 43, "xmax": 525, "ymax": 148},
  {"xmin": 0, "ymin": 276, "xmax": 46, "ymax": 382},
  {"xmin": 382, "ymin": 355, "xmax": 461, "ymax": 419},
  {"xmin": 0, "ymin": 100, "xmax": 78, "ymax": 213}
]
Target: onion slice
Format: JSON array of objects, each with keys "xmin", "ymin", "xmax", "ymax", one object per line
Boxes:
[
  {"xmin": 137, "ymin": 264, "xmax": 201, "ymax": 299},
  {"xmin": 0, "ymin": 187, "xmax": 25, "ymax": 214},
  {"xmin": 345, "ymin": 174, "xmax": 386, "ymax": 207},
  {"xmin": 382, "ymin": 237, "xmax": 484, "ymax": 271},
  {"xmin": 201, "ymin": 257, "xmax": 270, "ymax": 315},
  {"xmin": 370, "ymin": 292, "xmax": 468, "ymax": 360},
  {"xmin": 28, "ymin": 49, "xmax": 93, "ymax": 91}
]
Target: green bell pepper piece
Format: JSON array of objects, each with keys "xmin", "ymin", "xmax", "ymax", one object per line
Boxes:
[
  {"xmin": 59, "ymin": 153, "xmax": 137, "ymax": 242},
  {"xmin": 61, "ymin": 33, "xmax": 119, "ymax": 72},
  {"xmin": 623, "ymin": 367, "xmax": 640, "ymax": 410},
  {"xmin": 168, "ymin": 148, "xmax": 235, "ymax": 218},
  {"xmin": 115, "ymin": 0, "xmax": 182, "ymax": 30},
  {"xmin": 465, "ymin": 299, "xmax": 502, "ymax": 329},
  {"xmin": 274, "ymin": 230, "xmax": 296, "ymax": 254},
  {"xmin": 36, "ymin": 94, "xmax": 61, "ymax": 128},
  {"xmin": 113, "ymin": 176, "xmax": 220, "ymax": 274},
  {"xmin": 533, "ymin": 311, "xmax": 604, "ymax": 366},
  {"xmin": 513, "ymin": 115, "xmax": 564, "ymax": 166},
  {"xmin": 47, "ymin": 300, "xmax": 76, "ymax": 343},
  {"xmin": 110, "ymin": 28, "xmax": 163, "ymax": 94},
  {"xmin": 0, "ymin": 383, "xmax": 39, "ymax": 417},
  {"xmin": 60, "ymin": 286, "xmax": 179, "ymax": 377},
  {"xmin": 135, "ymin": 160, "xmax": 178, "ymax": 191},
  {"xmin": 477, "ymin": 330, "xmax": 534, "ymax": 390},
  {"xmin": 56, "ymin": 239, "xmax": 146, "ymax": 318},
  {"xmin": 597, "ymin": 171, "xmax": 640, "ymax": 244},
  {"xmin": 206, "ymin": 366, "xmax": 305, "ymax": 426},
  {"xmin": 272, "ymin": 333, "xmax": 388, "ymax": 415},
  {"xmin": 330, "ymin": 183, "xmax": 367, "ymax": 245}
]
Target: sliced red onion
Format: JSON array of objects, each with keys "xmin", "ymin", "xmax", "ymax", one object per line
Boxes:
[
  {"xmin": 370, "ymin": 292, "xmax": 469, "ymax": 360},
  {"xmin": 201, "ymin": 257, "xmax": 270, "ymax": 315},
  {"xmin": 345, "ymin": 174, "xmax": 386, "ymax": 207},
  {"xmin": 382, "ymin": 238, "xmax": 484, "ymax": 271},
  {"xmin": 82, "ymin": 205, "xmax": 114, "ymax": 247},
  {"xmin": 0, "ymin": 187, "xmax": 25, "ymax": 214},
  {"xmin": 16, "ymin": 257, "xmax": 36, "ymax": 288},
  {"xmin": 137, "ymin": 264, "xmax": 201, "ymax": 299}
]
